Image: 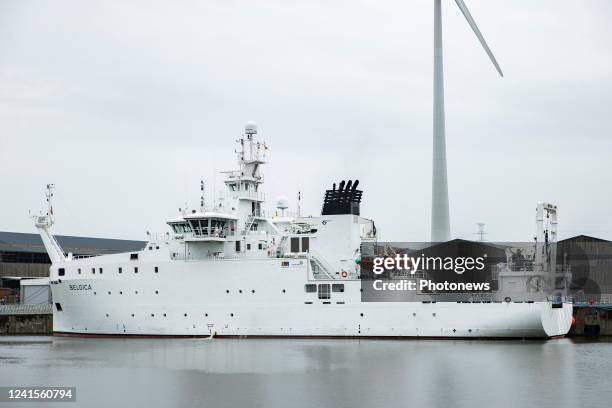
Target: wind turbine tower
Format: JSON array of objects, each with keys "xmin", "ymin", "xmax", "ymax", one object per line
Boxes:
[{"xmin": 431, "ymin": 0, "xmax": 503, "ymax": 242}]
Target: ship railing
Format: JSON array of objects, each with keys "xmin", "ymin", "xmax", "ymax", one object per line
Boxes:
[{"xmin": 236, "ymin": 190, "xmax": 265, "ymax": 201}]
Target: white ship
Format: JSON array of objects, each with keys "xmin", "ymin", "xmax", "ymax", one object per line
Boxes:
[{"xmin": 35, "ymin": 123, "xmax": 572, "ymax": 339}]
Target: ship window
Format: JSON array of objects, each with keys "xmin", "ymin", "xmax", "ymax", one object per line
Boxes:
[
  {"xmin": 134, "ymin": 267, "xmax": 138, "ymax": 273},
  {"xmin": 154, "ymin": 266, "xmax": 158, "ymax": 273},
  {"xmin": 247, "ymin": 244, "xmax": 251, "ymax": 250},
  {"xmin": 130, "ymin": 253, "xmax": 138, "ymax": 260},
  {"xmin": 99, "ymin": 268, "xmax": 103, "ymax": 274},
  {"xmin": 92, "ymin": 268, "xmax": 95, "ymax": 274},
  {"xmin": 118, "ymin": 267, "xmax": 122, "ymax": 274},
  {"xmin": 58, "ymin": 268, "xmax": 65, "ymax": 276},
  {"xmin": 318, "ymin": 284, "xmax": 331, "ymax": 300},
  {"xmin": 332, "ymin": 284, "xmax": 344, "ymax": 293},
  {"xmin": 305, "ymin": 284, "xmax": 317, "ymax": 293},
  {"xmin": 258, "ymin": 243, "xmax": 263, "ymax": 250},
  {"xmin": 301, "ymin": 237, "xmax": 309, "ymax": 252},
  {"xmin": 235, "ymin": 241, "xmax": 241, "ymax": 252},
  {"xmin": 55, "ymin": 302, "xmax": 62, "ymax": 311},
  {"xmin": 78, "ymin": 268, "xmax": 81, "ymax": 275},
  {"xmin": 290, "ymin": 237, "xmax": 299, "ymax": 252}
]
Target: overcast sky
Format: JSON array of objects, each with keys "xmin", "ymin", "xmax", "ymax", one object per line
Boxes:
[{"xmin": 1, "ymin": 0, "xmax": 611, "ymax": 242}]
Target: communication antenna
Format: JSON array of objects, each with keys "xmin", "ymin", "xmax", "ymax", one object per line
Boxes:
[
  {"xmin": 297, "ymin": 191, "xmax": 301, "ymax": 217},
  {"xmin": 200, "ymin": 180, "xmax": 205, "ymax": 212},
  {"xmin": 475, "ymin": 223, "xmax": 486, "ymax": 242}
]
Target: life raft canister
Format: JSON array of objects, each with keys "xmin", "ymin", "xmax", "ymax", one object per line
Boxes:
[{"xmin": 341, "ymin": 271, "xmax": 348, "ymax": 278}]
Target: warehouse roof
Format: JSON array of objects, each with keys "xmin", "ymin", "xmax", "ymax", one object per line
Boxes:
[{"xmin": 0, "ymin": 231, "xmax": 145, "ymax": 256}]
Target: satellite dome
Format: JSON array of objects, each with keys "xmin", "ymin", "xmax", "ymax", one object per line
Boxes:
[
  {"xmin": 276, "ymin": 196, "xmax": 289, "ymax": 210},
  {"xmin": 245, "ymin": 121, "xmax": 258, "ymax": 135}
]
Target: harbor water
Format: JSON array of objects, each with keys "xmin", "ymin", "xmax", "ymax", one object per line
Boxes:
[{"xmin": 1, "ymin": 336, "xmax": 611, "ymax": 408}]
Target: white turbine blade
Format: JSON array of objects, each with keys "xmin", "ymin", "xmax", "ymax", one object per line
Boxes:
[{"xmin": 454, "ymin": 0, "xmax": 503, "ymax": 77}]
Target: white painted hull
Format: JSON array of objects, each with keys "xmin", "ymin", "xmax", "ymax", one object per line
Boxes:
[{"xmin": 51, "ymin": 257, "xmax": 573, "ymax": 339}]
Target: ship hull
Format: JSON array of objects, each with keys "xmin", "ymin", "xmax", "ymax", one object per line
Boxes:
[{"xmin": 50, "ymin": 257, "xmax": 573, "ymax": 339}]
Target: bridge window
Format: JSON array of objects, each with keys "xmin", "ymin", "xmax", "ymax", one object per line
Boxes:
[
  {"xmin": 130, "ymin": 253, "xmax": 138, "ymax": 260},
  {"xmin": 332, "ymin": 284, "xmax": 344, "ymax": 293},
  {"xmin": 247, "ymin": 244, "xmax": 251, "ymax": 250},
  {"xmin": 235, "ymin": 241, "xmax": 241, "ymax": 252},
  {"xmin": 301, "ymin": 237, "xmax": 309, "ymax": 252},
  {"xmin": 58, "ymin": 268, "xmax": 65, "ymax": 276},
  {"xmin": 55, "ymin": 302, "xmax": 62, "ymax": 311}
]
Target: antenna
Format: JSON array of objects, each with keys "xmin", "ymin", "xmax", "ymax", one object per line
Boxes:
[
  {"xmin": 475, "ymin": 223, "xmax": 486, "ymax": 242},
  {"xmin": 200, "ymin": 180, "xmax": 205, "ymax": 212},
  {"xmin": 297, "ymin": 191, "xmax": 301, "ymax": 217}
]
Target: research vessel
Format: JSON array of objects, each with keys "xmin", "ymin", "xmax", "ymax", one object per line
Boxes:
[{"xmin": 35, "ymin": 123, "xmax": 572, "ymax": 338}]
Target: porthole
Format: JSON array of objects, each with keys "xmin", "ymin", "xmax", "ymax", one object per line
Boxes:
[
  {"xmin": 107, "ymin": 291, "xmax": 111, "ymax": 295},
  {"xmin": 432, "ymin": 313, "xmax": 436, "ymax": 317},
  {"xmin": 230, "ymin": 313, "xmax": 234, "ymax": 317},
  {"xmin": 118, "ymin": 267, "xmax": 122, "ymax": 274},
  {"xmin": 163, "ymin": 313, "xmax": 167, "ymax": 317},
  {"xmin": 105, "ymin": 314, "xmax": 109, "ymax": 317},
  {"xmin": 205, "ymin": 313, "xmax": 208, "ymax": 317},
  {"xmin": 135, "ymin": 290, "xmax": 138, "ymax": 294},
  {"xmin": 360, "ymin": 313, "xmax": 364, "ymax": 317},
  {"xmin": 131, "ymin": 314, "xmax": 135, "ymax": 317},
  {"xmin": 239, "ymin": 289, "xmax": 243, "ymax": 293},
  {"xmin": 154, "ymin": 266, "xmax": 159, "ymax": 273},
  {"xmin": 226, "ymin": 290, "xmax": 229, "ymax": 294},
  {"xmin": 119, "ymin": 291, "xmax": 123, "ymax": 295},
  {"xmin": 93, "ymin": 292, "xmax": 97, "ymax": 295},
  {"xmin": 282, "ymin": 289, "xmax": 286, "ymax": 293},
  {"xmin": 251, "ymin": 290, "xmax": 255, "ymax": 294},
  {"xmin": 78, "ymin": 268, "xmax": 81, "ymax": 275},
  {"xmin": 184, "ymin": 313, "xmax": 187, "ymax": 317},
  {"xmin": 151, "ymin": 313, "xmax": 154, "ymax": 317},
  {"xmin": 134, "ymin": 267, "xmax": 138, "ymax": 273},
  {"xmin": 155, "ymin": 290, "xmax": 159, "ymax": 294}
]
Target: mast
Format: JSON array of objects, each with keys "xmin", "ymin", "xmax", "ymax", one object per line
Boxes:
[{"xmin": 32, "ymin": 184, "xmax": 67, "ymax": 263}]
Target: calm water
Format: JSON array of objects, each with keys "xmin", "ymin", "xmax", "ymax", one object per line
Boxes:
[{"xmin": 1, "ymin": 336, "xmax": 611, "ymax": 408}]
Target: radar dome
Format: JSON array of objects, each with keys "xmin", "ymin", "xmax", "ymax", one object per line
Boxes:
[
  {"xmin": 276, "ymin": 196, "xmax": 289, "ymax": 210},
  {"xmin": 245, "ymin": 121, "xmax": 258, "ymax": 135}
]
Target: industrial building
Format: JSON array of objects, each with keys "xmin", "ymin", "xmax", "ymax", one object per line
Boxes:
[{"xmin": 0, "ymin": 231, "xmax": 145, "ymax": 304}]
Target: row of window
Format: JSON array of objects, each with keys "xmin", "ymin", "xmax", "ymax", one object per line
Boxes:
[
  {"xmin": 58, "ymin": 266, "xmax": 159, "ymax": 276},
  {"xmin": 304, "ymin": 283, "xmax": 344, "ymax": 299},
  {"xmin": 235, "ymin": 241, "xmax": 267, "ymax": 252},
  {"xmin": 93, "ymin": 290, "xmax": 159, "ymax": 295},
  {"xmin": 290, "ymin": 237, "xmax": 309, "ymax": 253}
]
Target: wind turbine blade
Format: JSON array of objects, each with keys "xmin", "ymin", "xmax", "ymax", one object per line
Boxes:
[{"xmin": 454, "ymin": 0, "xmax": 503, "ymax": 77}]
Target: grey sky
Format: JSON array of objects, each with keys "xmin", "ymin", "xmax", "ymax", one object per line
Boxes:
[{"xmin": 1, "ymin": 0, "xmax": 611, "ymax": 242}]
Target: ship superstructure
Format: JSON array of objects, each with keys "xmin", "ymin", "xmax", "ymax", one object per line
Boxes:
[{"xmin": 36, "ymin": 123, "xmax": 572, "ymax": 338}]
